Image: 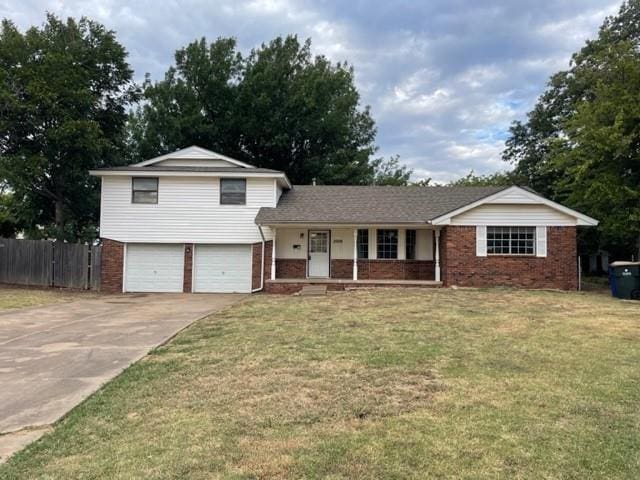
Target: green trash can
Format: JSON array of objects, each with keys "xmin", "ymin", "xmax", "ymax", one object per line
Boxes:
[{"xmin": 609, "ymin": 261, "xmax": 640, "ymax": 300}]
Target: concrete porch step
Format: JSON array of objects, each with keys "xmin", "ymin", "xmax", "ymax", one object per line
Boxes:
[{"xmin": 298, "ymin": 285, "xmax": 327, "ymax": 296}]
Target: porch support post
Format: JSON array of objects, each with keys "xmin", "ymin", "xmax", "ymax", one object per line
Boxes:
[
  {"xmin": 352, "ymin": 228, "xmax": 358, "ymax": 281},
  {"xmin": 434, "ymin": 229, "xmax": 441, "ymax": 282},
  {"xmin": 271, "ymin": 228, "xmax": 276, "ymax": 280}
]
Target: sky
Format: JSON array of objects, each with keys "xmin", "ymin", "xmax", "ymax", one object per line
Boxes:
[{"xmin": 1, "ymin": 0, "xmax": 623, "ymax": 182}]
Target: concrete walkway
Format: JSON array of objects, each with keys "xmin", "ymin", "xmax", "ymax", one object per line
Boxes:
[{"xmin": 0, "ymin": 293, "xmax": 244, "ymax": 462}]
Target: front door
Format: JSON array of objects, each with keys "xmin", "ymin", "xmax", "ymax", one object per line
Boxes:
[{"xmin": 308, "ymin": 230, "xmax": 330, "ymax": 277}]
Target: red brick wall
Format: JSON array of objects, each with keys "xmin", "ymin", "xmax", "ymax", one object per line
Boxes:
[
  {"xmin": 264, "ymin": 240, "xmax": 273, "ymax": 282},
  {"xmin": 277, "ymin": 258, "xmax": 436, "ymax": 280},
  {"xmin": 252, "ymin": 243, "xmax": 262, "ymax": 290},
  {"xmin": 276, "ymin": 258, "xmax": 307, "ymax": 278},
  {"xmin": 441, "ymin": 226, "xmax": 577, "ymax": 290},
  {"xmin": 100, "ymin": 238, "xmax": 124, "ymax": 294},
  {"xmin": 356, "ymin": 260, "xmax": 435, "ymax": 280},
  {"xmin": 183, "ymin": 244, "xmax": 193, "ymax": 293},
  {"xmin": 331, "ymin": 259, "xmax": 353, "ymax": 279}
]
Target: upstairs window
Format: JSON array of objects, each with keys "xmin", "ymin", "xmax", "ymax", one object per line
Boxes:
[
  {"xmin": 487, "ymin": 226, "xmax": 535, "ymax": 255},
  {"xmin": 220, "ymin": 178, "xmax": 246, "ymax": 205},
  {"xmin": 132, "ymin": 177, "xmax": 158, "ymax": 204},
  {"xmin": 405, "ymin": 229, "xmax": 417, "ymax": 260},
  {"xmin": 357, "ymin": 229, "xmax": 369, "ymax": 259},
  {"xmin": 377, "ymin": 229, "xmax": 398, "ymax": 259}
]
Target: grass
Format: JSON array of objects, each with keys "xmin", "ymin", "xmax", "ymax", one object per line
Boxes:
[
  {"xmin": 1, "ymin": 288, "xmax": 639, "ymax": 479},
  {"xmin": 0, "ymin": 286, "xmax": 92, "ymax": 310}
]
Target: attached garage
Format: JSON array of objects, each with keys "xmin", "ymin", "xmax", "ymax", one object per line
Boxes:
[
  {"xmin": 125, "ymin": 244, "xmax": 184, "ymax": 293},
  {"xmin": 193, "ymin": 244, "xmax": 252, "ymax": 293}
]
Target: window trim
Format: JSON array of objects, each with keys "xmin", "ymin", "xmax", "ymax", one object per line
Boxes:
[
  {"xmin": 405, "ymin": 229, "xmax": 417, "ymax": 260},
  {"xmin": 357, "ymin": 229, "xmax": 369, "ymax": 259},
  {"xmin": 220, "ymin": 178, "xmax": 247, "ymax": 206},
  {"xmin": 486, "ymin": 226, "xmax": 536, "ymax": 256},
  {"xmin": 376, "ymin": 229, "xmax": 398, "ymax": 259},
  {"xmin": 131, "ymin": 177, "xmax": 159, "ymax": 204}
]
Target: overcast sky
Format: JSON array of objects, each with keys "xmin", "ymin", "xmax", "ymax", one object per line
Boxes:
[{"xmin": 1, "ymin": 0, "xmax": 622, "ymax": 182}]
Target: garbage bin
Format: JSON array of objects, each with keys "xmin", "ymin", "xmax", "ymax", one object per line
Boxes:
[{"xmin": 609, "ymin": 261, "xmax": 640, "ymax": 300}]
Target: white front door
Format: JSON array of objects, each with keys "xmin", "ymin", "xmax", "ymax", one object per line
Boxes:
[{"xmin": 308, "ymin": 230, "xmax": 330, "ymax": 278}]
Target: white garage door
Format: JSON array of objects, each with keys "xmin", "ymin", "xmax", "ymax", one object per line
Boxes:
[
  {"xmin": 125, "ymin": 244, "xmax": 184, "ymax": 293},
  {"xmin": 193, "ymin": 245, "xmax": 252, "ymax": 293}
]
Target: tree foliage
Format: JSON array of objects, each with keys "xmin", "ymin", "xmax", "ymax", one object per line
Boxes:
[
  {"xmin": 130, "ymin": 35, "xmax": 410, "ymax": 185},
  {"xmin": 503, "ymin": 1, "xmax": 640, "ymax": 257},
  {"xmin": 0, "ymin": 14, "xmax": 139, "ymax": 240},
  {"xmin": 449, "ymin": 170, "xmax": 513, "ymax": 187}
]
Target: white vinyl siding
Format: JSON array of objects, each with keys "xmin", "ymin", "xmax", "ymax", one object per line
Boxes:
[
  {"xmin": 276, "ymin": 229, "xmax": 308, "ymax": 259},
  {"xmin": 415, "ymin": 229, "xmax": 434, "ymax": 260},
  {"xmin": 450, "ymin": 204, "xmax": 576, "ymax": 226},
  {"xmin": 125, "ymin": 244, "xmax": 184, "ymax": 292},
  {"xmin": 330, "ymin": 229, "xmax": 355, "ymax": 259},
  {"xmin": 154, "ymin": 158, "xmax": 240, "ymax": 167},
  {"xmin": 100, "ymin": 176, "xmax": 277, "ymax": 243},
  {"xmin": 193, "ymin": 245, "xmax": 252, "ymax": 293}
]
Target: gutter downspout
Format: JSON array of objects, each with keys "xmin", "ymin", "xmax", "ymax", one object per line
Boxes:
[{"xmin": 253, "ymin": 225, "xmax": 266, "ymax": 292}]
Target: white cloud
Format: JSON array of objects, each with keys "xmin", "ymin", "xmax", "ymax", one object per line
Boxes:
[{"xmin": 0, "ymin": 0, "xmax": 622, "ymax": 182}]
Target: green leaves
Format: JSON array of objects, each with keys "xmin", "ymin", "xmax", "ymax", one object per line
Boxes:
[
  {"xmin": 503, "ymin": 1, "xmax": 640, "ymax": 258},
  {"xmin": 131, "ymin": 35, "xmax": 404, "ymax": 185},
  {"xmin": 0, "ymin": 14, "xmax": 139, "ymax": 241}
]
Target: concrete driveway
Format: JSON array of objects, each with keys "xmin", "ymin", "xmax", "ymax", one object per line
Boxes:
[{"xmin": 0, "ymin": 293, "xmax": 244, "ymax": 461}]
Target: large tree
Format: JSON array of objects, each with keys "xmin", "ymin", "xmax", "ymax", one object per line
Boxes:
[
  {"xmin": 0, "ymin": 14, "xmax": 139, "ymax": 241},
  {"xmin": 503, "ymin": 1, "xmax": 640, "ymax": 258},
  {"xmin": 130, "ymin": 35, "xmax": 409, "ymax": 185}
]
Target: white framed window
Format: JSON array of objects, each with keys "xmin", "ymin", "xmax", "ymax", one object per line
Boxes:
[
  {"xmin": 132, "ymin": 177, "xmax": 158, "ymax": 204},
  {"xmin": 487, "ymin": 226, "xmax": 535, "ymax": 255},
  {"xmin": 357, "ymin": 229, "xmax": 369, "ymax": 259},
  {"xmin": 220, "ymin": 178, "xmax": 246, "ymax": 205},
  {"xmin": 377, "ymin": 229, "xmax": 398, "ymax": 259}
]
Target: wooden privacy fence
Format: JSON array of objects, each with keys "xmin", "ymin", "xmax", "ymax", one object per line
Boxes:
[{"xmin": 0, "ymin": 238, "xmax": 102, "ymax": 290}]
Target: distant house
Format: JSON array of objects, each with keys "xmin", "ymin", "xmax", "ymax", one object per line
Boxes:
[{"xmin": 90, "ymin": 146, "xmax": 598, "ymax": 294}]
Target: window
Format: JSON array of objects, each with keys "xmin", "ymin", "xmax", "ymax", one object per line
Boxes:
[
  {"xmin": 357, "ymin": 229, "xmax": 369, "ymax": 259},
  {"xmin": 487, "ymin": 226, "xmax": 535, "ymax": 255},
  {"xmin": 377, "ymin": 229, "xmax": 398, "ymax": 259},
  {"xmin": 405, "ymin": 229, "xmax": 416, "ymax": 260},
  {"xmin": 220, "ymin": 178, "xmax": 246, "ymax": 205},
  {"xmin": 132, "ymin": 177, "xmax": 158, "ymax": 204}
]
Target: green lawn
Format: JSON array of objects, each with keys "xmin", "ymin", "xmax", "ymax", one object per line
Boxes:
[
  {"xmin": 2, "ymin": 288, "xmax": 639, "ymax": 479},
  {"xmin": 0, "ymin": 287, "xmax": 92, "ymax": 310}
]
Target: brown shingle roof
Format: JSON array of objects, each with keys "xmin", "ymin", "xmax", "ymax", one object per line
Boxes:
[{"xmin": 256, "ymin": 185, "xmax": 507, "ymax": 224}]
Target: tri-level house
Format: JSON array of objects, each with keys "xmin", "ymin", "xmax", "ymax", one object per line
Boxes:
[{"xmin": 91, "ymin": 146, "xmax": 598, "ymax": 294}]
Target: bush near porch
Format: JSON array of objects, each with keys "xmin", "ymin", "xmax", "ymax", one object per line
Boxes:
[{"xmin": 2, "ymin": 288, "xmax": 639, "ymax": 479}]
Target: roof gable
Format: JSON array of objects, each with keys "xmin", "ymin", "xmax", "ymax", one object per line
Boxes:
[
  {"xmin": 133, "ymin": 146, "xmax": 255, "ymax": 168},
  {"xmin": 431, "ymin": 186, "xmax": 598, "ymax": 226}
]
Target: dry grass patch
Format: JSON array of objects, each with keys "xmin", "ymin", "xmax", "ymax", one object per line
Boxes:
[
  {"xmin": 0, "ymin": 286, "xmax": 93, "ymax": 310},
  {"xmin": 1, "ymin": 288, "xmax": 639, "ymax": 479}
]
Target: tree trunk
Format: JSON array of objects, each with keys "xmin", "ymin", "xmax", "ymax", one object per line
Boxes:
[{"xmin": 55, "ymin": 198, "xmax": 65, "ymax": 232}]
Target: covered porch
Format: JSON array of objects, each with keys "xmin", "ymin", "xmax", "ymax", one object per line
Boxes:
[{"xmin": 262, "ymin": 225, "xmax": 442, "ymax": 286}]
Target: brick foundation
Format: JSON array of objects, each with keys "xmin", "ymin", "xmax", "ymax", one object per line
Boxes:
[
  {"xmin": 330, "ymin": 259, "xmax": 435, "ymax": 280},
  {"xmin": 441, "ymin": 226, "xmax": 577, "ymax": 290},
  {"xmin": 264, "ymin": 280, "xmax": 441, "ymax": 294},
  {"xmin": 100, "ymin": 238, "xmax": 124, "ymax": 294},
  {"xmin": 357, "ymin": 260, "xmax": 435, "ymax": 280},
  {"xmin": 276, "ymin": 258, "xmax": 306, "ymax": 278},
  {"xmin": 183, "ymin": 244, "xmax": 193, "ymax": 292}
]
